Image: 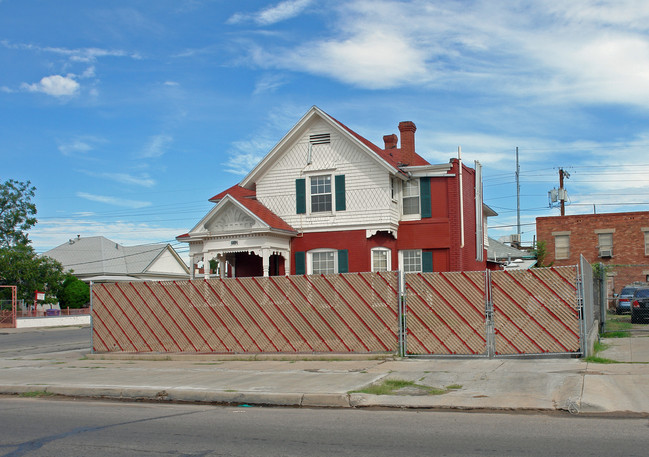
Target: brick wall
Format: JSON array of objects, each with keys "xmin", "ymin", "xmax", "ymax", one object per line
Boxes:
[{"xmin": 537, "ymin": 211, "xmax": 649, "ymax": 293}]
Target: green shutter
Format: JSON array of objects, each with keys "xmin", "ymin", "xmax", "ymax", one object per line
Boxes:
[
  {"xmin": 422, "ymin": 251, "xmax": 433, "ymax": 272},
  {"xmin": 296, "ymin": 178, "xmax": 306, "ymax": 214},
  {"xmin": 335, "ymin": 175, "xmax": 346, "ymax": 211},
  {"xmin": 420, "ymin": 177, "xmax": 431, "ymax": 218},
  {"xmin": 294, "ymin": 251, "xmax": 305, "ymax": 275},
  {"xmin": 338, "ymin": 249, "xmax": 348, "ymax": 273}
]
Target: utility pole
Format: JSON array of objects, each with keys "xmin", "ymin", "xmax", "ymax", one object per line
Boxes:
[
  {"xmin": 516, "ymin": 147, "xmax": 521, "ymax": 237},
  {"xmin": 559, "ymin": 168, "xmax": 570, "ymax": 216}
]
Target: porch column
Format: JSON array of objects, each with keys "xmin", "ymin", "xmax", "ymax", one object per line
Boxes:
[
  {"xmin": 283, "ymin": 249, "xmax": 291, "ymax": 276},
  {"xmin": 262, "ymin": 248, "xmax": 270, "ymax": 277},
  {"xmin": 219, "ymin": 255, "xmax": 226, "ymax": 279},
  {"xmin": 189, "ymin": 254, "xmax": 196, "ymax": 280}
]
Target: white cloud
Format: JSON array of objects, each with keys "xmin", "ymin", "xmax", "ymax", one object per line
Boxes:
[
  {"xmin": 1, "ymin": 40, "xmax": 139, "ymax": 62},
  {"xmin": 58, "ymin": 136, "xmax": 105, "ymax": 156},
  {"xmin": 80, "ymin": 66, "xmax": 96, "ymax": 78},
  {"xmin": 253, "ymin": 73, "xmax": 287, "ymax": 94},
  {"xmin": 236, "ymin": 0, "xmax": 649, "ymax": 104},
  {"xmin": 78, "ymin": 170, "xmax": 156, "ymax": 188},
  {"xmin": 76, "ymin": 192, "xmax": 151, "ymax": 209},
  {"xmin": 228, "ymin": 0, "xmax": 313, "ymax": 25},
  {"xmin": 140, "ymin": 134, "xmax": 173, "ymax": 158},
  {"xmin": 22, "ymin": 74, "xmax": 79, "ymax": 97}
]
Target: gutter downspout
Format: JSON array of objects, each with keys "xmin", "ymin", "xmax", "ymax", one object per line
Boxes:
[{"xmin": 458, "ymin": 146, "xmax": 464, "ymax": 249}]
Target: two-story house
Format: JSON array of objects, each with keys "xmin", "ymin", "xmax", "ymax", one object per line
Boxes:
[
  {"xmin": 177, "ymin": 106, "xmax": 494, "ymax": 278},
  {"xmin": 536, "ymin": 211, "xmax": 649, "ymax": 296}
]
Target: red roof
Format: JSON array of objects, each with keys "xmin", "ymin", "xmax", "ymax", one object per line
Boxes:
[
  {"xmin": 328, "ymin": 114, "xmax": 430, "ymax": 170},
  {"xmin": 210, "ymin": 184, "xmax": 256, "ymax": 202},
  {"xmin": 212, "ymin": 185, "xmax": 295, "ymax": 233}
]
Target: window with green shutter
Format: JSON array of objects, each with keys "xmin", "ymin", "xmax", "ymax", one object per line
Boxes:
[
  {"xmin": 420, "ymin": 177, "xmax": 431, "ymax": 218},
  {"xmin": 294, "ymin": 251, "xmax": 305, "ymax": 275},
  {"xmin": 335, "ymin": 175, "xmax": 346, "ymax": 211},
  {"xmin": 337, "ymin": 249, "xmax": 348, "ymax": 273},
  {"xmin": 296, "ymin": 179, "xmax": 306, "ymax": 214},
  {"xmin": 422, "ymin": 251, "xmax": 433, "ymax": 272}
]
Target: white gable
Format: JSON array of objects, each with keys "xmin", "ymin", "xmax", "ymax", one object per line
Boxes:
[
  {"xmin": 147, "ymin": 248, "xmax": 189, "ymax": 274},
  {"xmin": 189, "ymin": 196, "xmax": 269, "ymax": 237}
]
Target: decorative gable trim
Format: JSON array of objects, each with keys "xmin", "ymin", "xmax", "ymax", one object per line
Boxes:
[{"xmin": 240, "ymin": 106, "xmax": 404, "ymax": 189}]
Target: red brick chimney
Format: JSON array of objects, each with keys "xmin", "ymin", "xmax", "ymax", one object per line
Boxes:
[
  {"xmin": 398, "ymin": 121, "xmax": 416, "ymax": 166},
  {"xmin": 383, "ymin": 134, "xmax": 398, "ymax": 149}
]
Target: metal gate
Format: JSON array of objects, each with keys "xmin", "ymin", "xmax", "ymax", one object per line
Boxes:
[{"xmin": 403, "ymin": 266, "xmax": 584, "ymax": 357}]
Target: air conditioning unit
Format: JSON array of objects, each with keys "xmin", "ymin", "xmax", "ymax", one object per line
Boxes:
[
  {"xmin": 599, "ymin": 248, "xmax": 613, "ymax": 258},
  {"xmin": 510, "ymin": 234, "xmax": 521, "ymax": 243}
]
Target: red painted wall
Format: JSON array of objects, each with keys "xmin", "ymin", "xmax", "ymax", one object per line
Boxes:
[{"xmin": 289, "ymin": 160, "xmax": 487, "ymax": 274}]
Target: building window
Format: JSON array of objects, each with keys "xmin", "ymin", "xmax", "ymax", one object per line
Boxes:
[
  {"xmin": 390, "ymin": 178, "xmax": 397, "ymax": 201},
  {"xmin": 402, "ymin": 179, "xmax": 420, "ymax": 216},
  {"xmin": 643, "ymin": 228, "xmax": 649, "ymax": 256},
  {"xmin": 371, "ymin": 248, "xmax": 391, "ymax": 272},
  {"xmin": 554, "ymin": 234, "xmax": 570, "ymax": 260},
  {"xmin": 310, "ymin": 175, "xmax": 332, "ymax": 213},
  {"xmin": 401, "ymin": 249, "xmax": 422, "ymax": 273},
  {"xmin": 598, "ymin": 232, "xmax": 613, "ymax": 258},
  {"xmin": 310, "ymin": 250, "xmax": 336, "ymax": 275}
]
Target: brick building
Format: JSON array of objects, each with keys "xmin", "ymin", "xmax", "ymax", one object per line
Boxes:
[
  {"xmin": 536, "ymin": 211, "xmax": 649, "ymax": 296},
  {"xmin": 178, "ymin": 106, "xmax": 495, "ymax": 278}
]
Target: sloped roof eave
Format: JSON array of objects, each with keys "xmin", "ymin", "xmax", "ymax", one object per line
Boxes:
[{"xmin": 239, "ymin": 106, "xmax": 402, "ymax": 188}]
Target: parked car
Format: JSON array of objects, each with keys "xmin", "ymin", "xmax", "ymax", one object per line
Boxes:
[
  {"xmin": 616, "ymin": 286, "xmax": 640, "ymax": 314},
  {"xmin": 631, "ymin": 287, "xmax": 649, "ymax": 324}
]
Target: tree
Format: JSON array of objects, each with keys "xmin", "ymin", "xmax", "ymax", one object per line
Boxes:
[
  {"xmin": 0, "ymin": 179, "xmax": 37, "ymax": 248},
  {"xmin": 58, "ymin": 275, "xmax": 90, "ymax": 308},
  {"xmin": 533, "ymin": 240, "xmax": 552, "ymax": 268},
  {"xmin": 0, "ymin": 244, "xmax": 65, "ymax": 302}
]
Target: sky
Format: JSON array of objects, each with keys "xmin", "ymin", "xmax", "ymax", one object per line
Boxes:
[{"xmin": 2, "ymin": 0, "xmax": 649, "ymax": 262}]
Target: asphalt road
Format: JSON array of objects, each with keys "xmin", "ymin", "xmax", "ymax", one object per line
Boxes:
[
  {"xmin": 0, "ymin": 326, "xmax": 90, "ymax": 357},
  {"xmin": 0, "ymin": 398, "xmax": 648, "ymax": 457}
]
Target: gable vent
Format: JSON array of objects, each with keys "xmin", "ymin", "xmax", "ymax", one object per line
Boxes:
[{"xmin": 309, "ymin": 133, "xmax": 330, "ymax": 145}]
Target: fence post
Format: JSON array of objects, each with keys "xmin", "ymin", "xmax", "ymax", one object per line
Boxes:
[
  {"xmin": 90, "ymin": 281, "xmax": 94, "ymax": 354},
  {"xmin": 398, "ymin": 271, "xmax": 406, "ymax": 357},
  {"xmin": 599, "ymin": 262, "xmax": 607, "ymax": 334},
  {"xmin": 485, "ymin": 270, "xmax": 495, "ymax": 358}
]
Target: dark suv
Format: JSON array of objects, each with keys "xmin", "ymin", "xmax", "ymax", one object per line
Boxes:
[
  {"xmin": 616, "ymin": 286, "xmax": 640, "ymax": 314},
  {"xmin": 631, "ymin": 287, "xmax": 649, "ymax": 324}
]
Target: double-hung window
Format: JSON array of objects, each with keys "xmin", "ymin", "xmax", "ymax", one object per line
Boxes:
[
  {"xmin": 553, "ymin": 232, "xmax": 570, "ymax": 260},
  {"xmin": 311, "ymin": 250, "xmax": 335, "ymax": 274},
  {"xmin": 311, "ymin": 175, "xmax": 332, "ymax": 213},
  {"xmin": 596, "ymin": 230, "xmax": 614, "ymax": 258},
  {"xmin": 371, "ymin": 248, "xmax": 391, "ymax": 272},
  {"xmin": 402, "ymin": 180, "xmax": 420, "ymax": 216},
  {"xmin": 401, "ymin": 249, "xmax": 422, "ymax": 273},
  {"xmin": 301, "ymin": 249, "xmax": 348, "ymax": 275}
]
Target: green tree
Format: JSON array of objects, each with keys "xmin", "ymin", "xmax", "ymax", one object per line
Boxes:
[
  {"xmin": 58, "ymin": 275, "xmax": 90, "ymax": 308},
  {"xmin": 0, "ymin": 244, "xmax": 65, "ymax": 302},
  {"xmin": 533, "ymin": 240, "xmax": 552, "ymax": 268},
  {"xmin": 0, "ymin": 179, "xmax": 37, "ymax": 248}
]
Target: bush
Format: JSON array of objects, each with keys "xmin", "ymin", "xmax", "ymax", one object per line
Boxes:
[{"xmin": 59, "ymin": 276, "xmax": 89, "ymax": 308}]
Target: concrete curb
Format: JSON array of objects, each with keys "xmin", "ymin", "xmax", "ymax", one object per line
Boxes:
[{"xmin": 2, "ymin": 384, "xmax": 647, "ymax": 415}]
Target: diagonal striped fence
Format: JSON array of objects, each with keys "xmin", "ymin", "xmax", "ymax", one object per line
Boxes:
[
  {"xmin": 92, "ymin": 272, "xmax": 399, "ymax": 354},
  {"xmin": 92, "ymin": 264, "xmax": 592, "ymax": 357}
]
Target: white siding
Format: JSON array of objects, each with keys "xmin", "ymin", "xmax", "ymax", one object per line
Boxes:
[
  {"xmin": 147, "ymin": 249, "xmax": 188, "ymax": 274},
  {"xmin": 255, "ymin": 119, "xmax": 399, "ymax": 233}
]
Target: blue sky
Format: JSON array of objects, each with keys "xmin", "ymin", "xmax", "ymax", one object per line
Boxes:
[{"xmin": 2, "ymin": 0, "xmax": 649, "ymax": 260}]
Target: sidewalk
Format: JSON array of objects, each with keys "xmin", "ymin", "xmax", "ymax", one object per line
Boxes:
[{"xmin": 1, "ymin": 336, "xmax": 648, "ymax": 415}]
